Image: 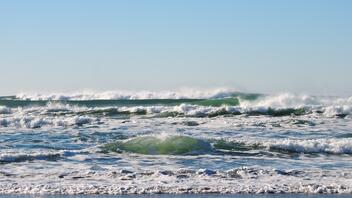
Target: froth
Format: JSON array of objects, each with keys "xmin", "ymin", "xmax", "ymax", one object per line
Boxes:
[{"xmin": 266, "ymin": 138, "xmax": 352, "ymax": 154}]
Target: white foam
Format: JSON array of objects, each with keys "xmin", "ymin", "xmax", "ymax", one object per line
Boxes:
[
  {"xmin": 240, "ymin": 93, "xmax": 321, "ymax": 108},
  {"xmin": 239, "ymin": 93, "xmax": 352, "ymax": 117},
  {"xmin": 0, "ymin": 106, "xmax": 11, "ymax": 114},
  {"xmin": 0, "ymin": 167, "xmax": 351, "ymax": 194},
  {"xmin": 323, "ymin": 105, "xmax": 352, "ymax": 117},
  {"xmin": 0, "ymin": 115, "xmax": 96, "ymax": 129},
  {"xmin": 1, "ymin": 102, "xmax": 352, "ymax": 129},
  {"xmin": 265, "ymin": 138, "xmax": 352, "ymax": 154}
]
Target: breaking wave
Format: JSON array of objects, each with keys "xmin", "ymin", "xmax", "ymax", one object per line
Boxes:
[
  {"xmin": 1, "ymin": 92, "xmax": 352, "ymax": 129},
  {"xmin": 266, "ymin": 138, "xmax": 352, "ymax": 154},
  {"xmin": 14, "ymin": 88, "xmax": 238, "ymax": 100}
]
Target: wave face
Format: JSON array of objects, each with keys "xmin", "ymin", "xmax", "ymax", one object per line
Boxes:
[
  {"xmin": 103, "ymin": 136, "xmax": 213, "ymax": 155},
  {"xmin": 1, "ymin": 90, "xmax": 352, "ymax": 194}
]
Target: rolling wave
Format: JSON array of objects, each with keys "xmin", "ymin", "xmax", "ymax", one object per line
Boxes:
[
  {"xmin": 102, "ymin": 135, "xmax": 352, "ymax": 156},
  {"xmin": 102, "ymin": 136, "xmax": 212, "ymax": 155}
]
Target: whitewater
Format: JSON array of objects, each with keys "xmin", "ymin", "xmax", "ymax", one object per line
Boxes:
[{"xmin": 1, "ymin": 89, "xmax": 352, "ymax": 195}]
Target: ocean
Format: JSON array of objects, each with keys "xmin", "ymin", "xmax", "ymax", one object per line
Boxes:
[{"xmin": 0, "ymin": 89, "xmax": 351, "ymax": 195}]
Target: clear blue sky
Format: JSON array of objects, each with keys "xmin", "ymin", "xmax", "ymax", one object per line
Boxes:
[{"xmin": 0, "ymin": 0, "xmax": 351, "ymax": 95}]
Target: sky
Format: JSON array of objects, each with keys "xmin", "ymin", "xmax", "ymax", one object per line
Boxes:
[{"xmin": 0, "ymin": 0, "xmax": 351, "ymax": 95}]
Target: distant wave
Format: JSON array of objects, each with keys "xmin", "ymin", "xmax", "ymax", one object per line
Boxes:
[
  {"xmin": 6, "ymin": 91, "xmax": 352, "ymax": 112},
  {"xmin": 0, "ymin": 94, "xmax": 352, "ymax": 128},
  {"xmin": 0, "ymin": 103, "xmax": 347, "ymax": 129},
  {"xmin": 14, "ymin": 88, "xmax": 238, "ymax": 100},
  {"xmin": 1, "ymin": 91, "xmax": 352, "ymax": 129}
]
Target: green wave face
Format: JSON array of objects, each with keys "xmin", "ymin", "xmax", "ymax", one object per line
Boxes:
[
  {"xmin": 103, "ymin": 136, "xmax": 213, "ymax": 155},
  {"xmin": 190, "ymin": 98, "xmax": 239, "ymax": 107}
]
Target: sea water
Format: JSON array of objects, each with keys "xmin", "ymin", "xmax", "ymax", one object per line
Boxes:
[{"xmin": 0, "ymin": 89, "xmax": 352, "ymax": 194}]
